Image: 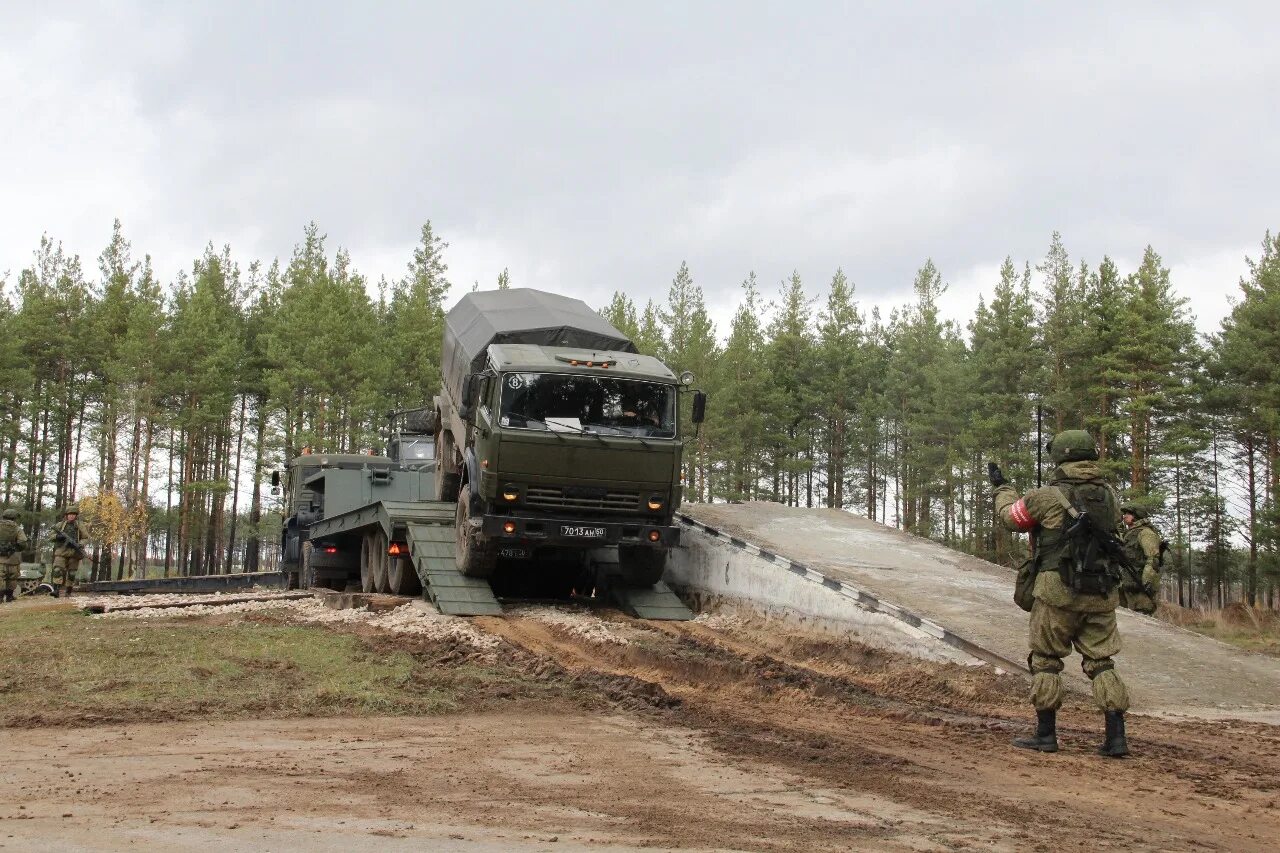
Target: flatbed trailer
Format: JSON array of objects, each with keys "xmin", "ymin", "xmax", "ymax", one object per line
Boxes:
[{"xmin": 305, "ymin": 498, "xmax": 689, "ymax": 619}]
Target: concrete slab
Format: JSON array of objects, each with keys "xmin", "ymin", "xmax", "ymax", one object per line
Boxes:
[{"xmin": 682, "ymin": 502, "xmax": 1280, "ymax": 722}]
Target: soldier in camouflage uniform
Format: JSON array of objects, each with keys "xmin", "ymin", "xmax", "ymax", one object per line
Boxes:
[
  {"xmin": 1119, "ymin": 505, "xmax": 1162, "ymax": 615},
  {"xmin": 989, "ymin": 430, "xmax": 1130, "ymax": 757},
  {"xmin": 1, "ymin": 508, "xmax": 28, "ymax": 603},
  {"xmin": 49, "ymin": 504, "xmax": 85, "ymax": 597}
]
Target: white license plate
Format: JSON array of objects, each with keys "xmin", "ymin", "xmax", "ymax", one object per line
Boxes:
[{"xmin": 561, "ymin": 525, "xmax": 606, "ymax": 539}]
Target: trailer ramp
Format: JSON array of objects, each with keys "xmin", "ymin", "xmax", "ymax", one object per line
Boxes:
[
  {"xmin": 587, "ymin": 548, "xmax": 693, "ymax": 620},
  {"xmin": 406, "ymin": 522, "xmax": 502, "ymax": 616}
]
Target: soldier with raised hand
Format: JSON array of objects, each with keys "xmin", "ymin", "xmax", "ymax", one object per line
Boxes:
[
  {"xmin": 49, "ymin": 504, "xmax": 85, "ymax": 597},
  {"xmin": 0, "ymin": 508, "xmax": 28, "ymax": 603},
  {"xmin": 1119, "ymin": 504, "xmax": 1162, "ymax": 615},
  {"xmin": 988, "ymin": 430, "xmax": 1131, "ymax": 757}
]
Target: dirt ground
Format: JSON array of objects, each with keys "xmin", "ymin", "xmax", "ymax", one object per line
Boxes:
[{"xmin": 3, "ymin": 599, "xmax": 1280, "ymax": 851}]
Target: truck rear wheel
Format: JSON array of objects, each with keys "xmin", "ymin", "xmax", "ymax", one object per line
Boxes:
[
  {"xmin": 618, "ymin": 546, "xmax": 667, "ymax": 587},
  {"xmin": 455, "ymin": 483, "xmax": 496, "ymax": 578},
  {"xmin": 434, "ymin": 428, "xmax": 460, "ymax": 503}
]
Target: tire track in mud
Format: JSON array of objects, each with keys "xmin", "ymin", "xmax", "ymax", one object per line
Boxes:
[
  {"xmin": 474, "ymin": 608, "xmax": 1280, "ymax": 852},
  {"xmin": 475, "ymin": 612, "xmax": 1069, "ymax": 848}
]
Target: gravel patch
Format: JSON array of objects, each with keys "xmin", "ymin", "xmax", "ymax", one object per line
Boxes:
[
  {"xmin": 512, "ymin": 604, "xmax": 633, "ymax": 646},
  {"xmin": 92, "ymin": 596, "xmax": 501, "ymax": 650}
]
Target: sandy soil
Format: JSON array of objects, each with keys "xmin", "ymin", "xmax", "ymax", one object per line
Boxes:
[{"xmin": 4, "ymin": 602, "xmax": 1280, "ymax": 851}]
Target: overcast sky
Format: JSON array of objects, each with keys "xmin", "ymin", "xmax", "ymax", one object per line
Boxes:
[{"xmin": 3, "ymin": 2, "xmax": 1276, "ymax": 336}]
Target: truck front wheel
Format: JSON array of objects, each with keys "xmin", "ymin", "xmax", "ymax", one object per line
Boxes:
[
  {"xmin": 617, "ymin": 546, "xmax": 667, "ymax": 587},
  {"xmin": 454, "ymin": 483, "xmax": 496, "ymax": 578}
]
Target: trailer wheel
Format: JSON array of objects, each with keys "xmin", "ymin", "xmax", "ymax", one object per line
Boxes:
[
  {"xmin": 359, "ymin": 532, "xmax": 377, "ymax": 593},
  {"xmin": 455, "ymin": 483, "xmax": 496, "ymax": 578},
  {"xmin": 387, "ymin": 555, "xmax": 421, "ymax": 596},
  {"xmin": 618, "ymin": 546, "xmax": 667, "ymax": 587},
  {"xmin": 371, "ymin": 529, "xmax": 390, "ymax": 593},
  {"xmin": 299, "ymin": 541, "xmax": 315, "ymax": 589}
]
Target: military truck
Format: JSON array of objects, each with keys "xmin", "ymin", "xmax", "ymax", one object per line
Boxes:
[
  {"xmin": 274, "ymin": 409, "xmax": 440, "ymax": 593},
  {"xmin": 273, "ymin": 288, "xmax": 702, "ymax": 618},
  {"xmin": 432, "ymin": 288, "xmax": 705, "ymax": 591}
]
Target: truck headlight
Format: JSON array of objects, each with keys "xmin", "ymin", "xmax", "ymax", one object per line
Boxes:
[
  {"xmin": 647, "ymin": 496, "xmax": 664, "ymax": 511},
  {"xmin": 502, "ymin": 486, "xmax": 520, "ymax": 502}
]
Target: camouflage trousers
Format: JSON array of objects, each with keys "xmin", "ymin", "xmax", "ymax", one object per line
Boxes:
[
  {"xmin": 51, "ymin": 554, "xmax": 81, "ymax": 591},
  {"xmin": 1, "ymin": 559, "xmax": 18, "ymax": 593},
  {"xmin": 1028, "ymin": 599, "xmax": 1130, "ymax": 713}
]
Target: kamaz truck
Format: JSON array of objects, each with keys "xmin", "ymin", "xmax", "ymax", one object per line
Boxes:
[
  {"xmin": 433, "ymin": 288, "xmax": 705, "ymax": 595},
  {"xmin": 275, "ymin": 288, "xmax": 703, "ymax": 619}
]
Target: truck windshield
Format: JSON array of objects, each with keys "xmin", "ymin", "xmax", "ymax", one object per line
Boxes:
[{"xmin": 499, "ymin": 373, "xmax": 676, "ymax": 438}]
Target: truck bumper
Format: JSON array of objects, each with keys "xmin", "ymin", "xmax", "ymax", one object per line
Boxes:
[{"xmin": 480, "ymin": 514, "xmax": 681, "ymax": 549}]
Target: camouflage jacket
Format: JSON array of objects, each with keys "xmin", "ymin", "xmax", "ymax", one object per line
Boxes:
[
  {"xmin": 994, "ymin": 460, "xmax": 1122, "ymax": 613},
  {"xmin": 49, "ymin": 519, "xmax": 84, "ymax": 558},
  {"xmin": 1123, "ymin": 519, "xmax": 1162, "ymax": 590},
  {"xmin": 0, "ymin": 519, "xmax": 28, "ymax": 561}
]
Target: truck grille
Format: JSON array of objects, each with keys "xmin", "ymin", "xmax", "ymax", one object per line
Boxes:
[{"xmin": 525, "ymin": 486, "xmax": 640, "ymax": 513}]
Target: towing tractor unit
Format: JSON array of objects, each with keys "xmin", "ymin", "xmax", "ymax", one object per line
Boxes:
[
  {"xmin": 274, "ymin": 288, "xmax": 703, "ymax": 619},
  {"xmin": 274, "ymin": 408, "xmax": 439, "ymax": 593}
]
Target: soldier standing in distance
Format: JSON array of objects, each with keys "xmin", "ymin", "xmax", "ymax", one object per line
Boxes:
[
  {"xmin": 49, "ymin": 504, "xmax": 85, "ymax": 597},
  {"xmin": 1120, "ymin": 505, "xmax": 1162, "ymax": 615},
  {"xmin": 988, "ymin": 430, "xmax": 1131, "ymax": 757},
  {"xmin": 0, "ymin": 509, "xmax": 28, "ymax": 603}
]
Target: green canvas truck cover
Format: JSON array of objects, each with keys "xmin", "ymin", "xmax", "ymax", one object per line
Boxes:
[{"xmin": 441, "ymin": 288, "xmax": 638, "ymax": 403}]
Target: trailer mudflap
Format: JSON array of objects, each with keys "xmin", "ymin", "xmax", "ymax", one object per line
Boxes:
[{"xmin": 406, "ymin": 523, "xmax": 503, "ymax": 616}]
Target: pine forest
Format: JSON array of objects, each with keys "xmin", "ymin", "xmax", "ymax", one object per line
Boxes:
[{"xmin": 2, "ymin": 220, "xmax": 1278, "ymax": 609}]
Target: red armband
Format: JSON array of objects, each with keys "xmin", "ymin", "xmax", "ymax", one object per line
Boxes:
[{"xmin": 1008, "ymin": 498, "xmax": 1036, "ymax": 531}]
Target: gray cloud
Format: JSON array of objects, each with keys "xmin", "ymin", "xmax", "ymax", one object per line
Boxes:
[{"xmin": 2, "ymin": 2, "xmax": 1276, "ymax": 335}]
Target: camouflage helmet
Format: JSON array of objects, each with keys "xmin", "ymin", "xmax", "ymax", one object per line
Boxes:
[
  {"xmin": 1047, "ymin": 430, "xmax": 1098, "ymax": 464},
  {"xmin": 1, "ymin": 508, "xmax": 19, "ymax": 521},
  {"xmin": 1120, "ymin": 504, "xmax": 1150, "ymax": 520},
  {"xmin": 63, "ymin": 503, "xmax": 80, "ymax": 516}
]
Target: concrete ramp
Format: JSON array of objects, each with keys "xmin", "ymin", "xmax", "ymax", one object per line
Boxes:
[{"xmin": 678, "ymin": 502, "xmax": 1280, "ymax": 723}]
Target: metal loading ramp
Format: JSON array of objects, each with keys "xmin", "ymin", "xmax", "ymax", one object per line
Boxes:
[
  {"xmin": 586, "ymin": 548, "xmax": 693, "ymax": 620},
  {"xmin": 406, "ymin": 522, "xmax": 502, "ymax": 616},
  {"xmin": 677, "ymin": 501, "xmax": 1280, "ymax": 722}
]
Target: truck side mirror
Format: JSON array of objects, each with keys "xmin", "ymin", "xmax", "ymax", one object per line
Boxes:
[
  {"xmin": 271, "ymin": 471, "xmax": 280, "ymax": 488},
  {"xmin": 691, "ymin": 391, "xmax": 707, "ymax": 425},
  {"xmin": 460, "ymin": 374, "xmax": 483, "ymax": 421}
]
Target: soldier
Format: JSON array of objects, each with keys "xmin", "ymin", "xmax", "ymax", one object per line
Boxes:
[
  {"xmin": 988, "ymin": 430, "xmax": 1130, "ymax": 757},
  {"xmin": 1119, "ymin": 505, "xmax": 1162, "ymax": 615},
  {"xmin": 49, "ymin": 504, "xmax": 85, "ymax": 597},
  {"xmin": 1, "ymin": 508, "xmax": 28, "ymax": 603}
]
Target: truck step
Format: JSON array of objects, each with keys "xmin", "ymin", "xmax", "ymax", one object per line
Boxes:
[
  {"xmin": 406, "ymin": 523, "xmax": 503, "ymax": 616},
  {"xmin": 609, "ymin": 581, "xmax": 693, "ymax": 621}
]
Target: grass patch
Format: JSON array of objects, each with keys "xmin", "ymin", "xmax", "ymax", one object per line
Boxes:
[
  {"xmin": 0, "ymin": 607, "xmax": 558, "ymax": 727},
  {"xmin": 1159, "ymin": 603, "xmax": 1280, "ymax": 657}
]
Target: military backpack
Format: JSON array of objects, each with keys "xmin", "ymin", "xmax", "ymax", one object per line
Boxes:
[{"xmin": 1039, "ymin": 482, "xmax": 1125, "ymax": 596}]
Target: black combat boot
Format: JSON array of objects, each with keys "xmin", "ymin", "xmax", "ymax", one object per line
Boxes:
[
  {"xmin": 1097, "ymin": 710, "xmax": 1130, "ymax": 757},
  {"xmin": 1013, "ymin": 709, "xmax": 1059, "ymax": 752}
]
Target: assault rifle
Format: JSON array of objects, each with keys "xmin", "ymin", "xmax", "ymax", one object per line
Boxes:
[
  {"xmin": 1062, "ymin": 508, "xmax": 1134, "ymax": 594},
  {"xmin": 53, "ymin": 527, "xmax": 86, "ymax": 556}
]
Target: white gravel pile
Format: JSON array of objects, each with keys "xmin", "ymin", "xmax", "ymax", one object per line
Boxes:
[
  {"xmin": 81, "ymin": 591, "xmax": 299, "ymax": 612},
  {"xmin": 93, "ymin": 596, "xmax": 501, "ymax": 650},
  {"xmin": 692, "ymin": 611, "xmax": 745, "ymax": 631},
  {"xmin": 514, "ymin": 604, "xmax": 632, "ymax": 646},
  {"xmin": 288, "ymin": 599, "xmax": 502, "ymax": 649}
]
